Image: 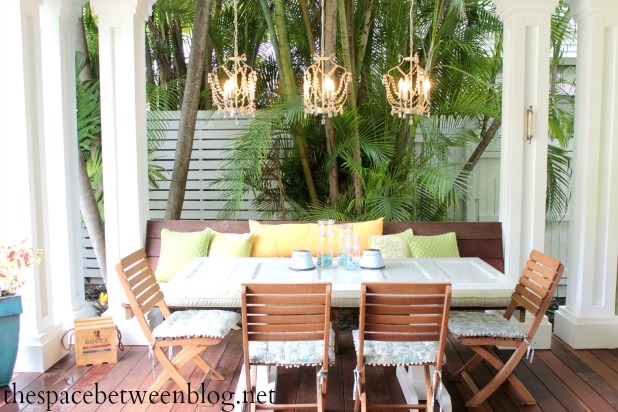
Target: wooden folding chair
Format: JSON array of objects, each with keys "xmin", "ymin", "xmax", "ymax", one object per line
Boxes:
[
  {"xmin": 116, "ymin": 249, "xmax": 240, "ymax": 401},
  {"xmin": 354, "ymin": 282, "xmax": 452, "ymax": 412},
  {"xmin": 241, "ymin": 282, "xmax": 333, "ymax": 411},
  {"xmin": 448, "ymin": 249, "xmax": 565, "ymax": 407}
]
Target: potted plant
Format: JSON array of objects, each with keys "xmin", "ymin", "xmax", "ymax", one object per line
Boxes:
[{"xmin": 0, "ymin": 241, "xmax": 41, "ymax": 387}]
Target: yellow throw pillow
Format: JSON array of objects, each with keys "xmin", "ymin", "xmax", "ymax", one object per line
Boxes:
[
  {"xmin": 208, "ymin": 230, "xmax": 254, "ymax": 257},
  {"xmin": 351, "ymin": 218, "xmax": 384, "ymax": 252},
  {"xmin": 249, "ymin": 220, "xmax": 317, "ymax": 257},
  {"xmin": 155, "ymin": 229, "xmax": 210, "ymax": 282}
]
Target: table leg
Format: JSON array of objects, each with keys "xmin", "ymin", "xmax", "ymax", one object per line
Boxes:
[
  {"xmin": 233, "ymin": 365, "xmax": 277, "ymax": 412},
  {"xmin": 396, "ymin": 365, "xmax": 452, "ymax": 412}
]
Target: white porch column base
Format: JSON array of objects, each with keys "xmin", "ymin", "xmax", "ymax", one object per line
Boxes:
[
  {"xmin": 14, "ymin": 324, "xmax": 67, "ymax": 372},
  {"xmin": 554, "ymin": 307, "xmax": 618, "ymax": 349},
  {"xmin": 493, "ymin": 0, "xmax": 559, "ymax": 280}
]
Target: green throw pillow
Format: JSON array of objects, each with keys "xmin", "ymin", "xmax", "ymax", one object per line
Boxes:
[
  {"xmin": 368, "ymin": 229, "xmax": 413, "ymax": 258},
  {"xmin": 408, "ymin": 232, "xmax": 460, "ymax": 258},
  {"xmin": 208, "ymin": 230, "xmax": 254, "ymax": 257},
  {"xmin": 155, "ymin": 228, "xmax": 210, "ymax": 282}
]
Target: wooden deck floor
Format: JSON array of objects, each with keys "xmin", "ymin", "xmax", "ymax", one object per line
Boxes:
[{"xmin": 1, "ymin": 330, "xmax": 617, "ymax": 411}]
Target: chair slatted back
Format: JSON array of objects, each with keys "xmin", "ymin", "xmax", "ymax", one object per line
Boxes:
[
  {"xmin": 242, "ymin": 283, "xmax": 331, "ymax": 344},
  {"xmin": 360, "ymin": 282, "xmax": 452, "ymax": 342},
  {"xmin": 504, "ymin": 249, "xmax": 564, "ymax": 338},
  {"xmin": 116, "ymin": 249, "xmax": 170, "ymax": 342}
]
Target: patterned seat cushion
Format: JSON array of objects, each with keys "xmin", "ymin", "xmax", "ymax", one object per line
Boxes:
[
  {"xmin": 152, "ymin": 309, "xmax": 240, "ymax": 340},
  {"xmin": 448, "ymin": 311, "xmax": 526, "ymax": 339},
  {"xmin": 352, "ymin": 330, "xmax": 440, "ymax": 366},
  {"xmin": 249, "ymin": 329, "xmax": 336, "ymax": 367}
]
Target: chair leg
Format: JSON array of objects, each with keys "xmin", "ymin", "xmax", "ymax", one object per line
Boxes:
[
  {"xmin": 424, "ymin": 365, "xmax": 433, "ymax": 412},
  {"xmin": 450, "ymin": 353, "xmax": 483, "ymax": 381},
  {"xmin": 331, "ymin": 309, "xmax": 340, "ymax": 354},
  {"xmin": 149, "ymin": 348, "xmax": 194, "ymax": 397},
  {"xmin": 468, "ymin": 344, "xmax": 536, "ymax": 406},
  {"xmin": 192, "ymin": 352, "xmax": 225, "ymax": 381},
  {"xmin": 465, "ymin": 344, "xmax": 531, "ymax": 407}
]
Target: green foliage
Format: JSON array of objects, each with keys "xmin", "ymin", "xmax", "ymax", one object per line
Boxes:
[{"xmin": 215, "ymin": 0, "xmax": 510, "ymax": 221}]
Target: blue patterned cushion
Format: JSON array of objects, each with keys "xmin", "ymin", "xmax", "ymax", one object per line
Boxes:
[
  {"xmin": 249, "ymin": 329, "xmax": 336, "ymax": 367},
  {"xmin": 448, "ymin": 311, "xmax": 526, "ymax": 339},
  {"xmin": 352, "ymin": 330, "xmax": 440, "ymax": 366},
  {"xmin": 152, "ymin": 309, "xmax": 240, "ymax": 340}
]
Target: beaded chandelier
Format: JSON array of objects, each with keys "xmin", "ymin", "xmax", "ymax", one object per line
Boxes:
[
  {"xmin": 303, "ymin": 0, "xmax": 352, "ymax": 124},
  {"xmin": 208, "ymin": 0, "xmax": 257, "ymax": 116},
  {"xmin": 383, "ymin": 0, "xmax": 431, "ymax": 121}
]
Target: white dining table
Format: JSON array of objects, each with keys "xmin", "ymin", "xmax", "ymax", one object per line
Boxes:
[
  {"xmin": 169, "ymin": 257, "xmax": 515, "ymax": 412},
  {"xmin": 170, "ymin": 256, "xmax": 515, "ymax": 303}
]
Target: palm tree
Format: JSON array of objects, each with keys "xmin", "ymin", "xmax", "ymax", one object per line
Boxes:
[{"xmin": 215, "ymin": 0, "xmax": 573, "ymax": 224}]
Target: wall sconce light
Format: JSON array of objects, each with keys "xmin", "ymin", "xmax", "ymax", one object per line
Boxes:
[{"xmin": 526, "ymin": 106, "xmax": 534, "ymax": 143}]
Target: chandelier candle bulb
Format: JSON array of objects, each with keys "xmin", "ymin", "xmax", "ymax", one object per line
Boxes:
[
  {"xmin": 208, "ymin": 0, "xmax": 257, "ymax": 116},
  {"xmin": 383, "ymin": 0, "xmax": 431, "ymax": 118}
]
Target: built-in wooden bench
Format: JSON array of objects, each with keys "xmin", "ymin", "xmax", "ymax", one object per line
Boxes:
[
  {"xmin": 129, "ymin": 220, "xmax": 511, "ymax": 335},
  {"xmin": 145, "ymin": 220, "xmax": 505, "ymax": 272}
]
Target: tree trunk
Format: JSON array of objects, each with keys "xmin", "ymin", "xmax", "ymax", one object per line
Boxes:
[
  {"xmin": 337, "ymin": 0, "xmax": 364, "ymax": 214},
  {"xmin": 356, "ymin": 3, "xmax": 374, "ymax": 84},
  {"xmin": 148, "ymin": 17, "xmax": 173, "ymax": 84},
  {"xmin": 76, "ymin": 14, "xmax": 107, "ymax": 287},
  {"xmin": 258, "ymin": 0, "xmax": 282, "ymax": 67},
  {"xmin": 273, "ymin": 0, "xmax": 318, "ymax": 204},
  {"xmin": 172, "ymin": 16, "xmax": 187, "ymax": 78},
  {"xmin": 323, "ymin": 0, "xmax": 339, "ymax": 203},
  {"xmin": 203, "ymin": 36, "xmax": 213, "ymax": 110},
  {"xmin": 78, "ymin": 154, "xmax": 107, "ymax": 287},
  {"xmin": 299, "ymin": 0, "xmax": 316, "ymax": 56},
  {"xmin": 165, "ymin": 0, "xmax": 213, "ymax": 219},
  {"xmin": 76, "ymin": 17, "xmax": 93, "ymax": 82},
  {"xmin": 145, "ymin": 35, "xmax": 155, "ymax": 85}
]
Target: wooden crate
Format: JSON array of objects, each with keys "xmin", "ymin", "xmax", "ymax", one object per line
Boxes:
[{"xmin": 74, "ymin": 317, "xmax": 117, "ymax": 367}]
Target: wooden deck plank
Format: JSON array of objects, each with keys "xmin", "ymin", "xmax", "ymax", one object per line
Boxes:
[
  {"xmin": 0, "ymin": 372, "xmax": 43, "ymax": 408},
  {"xmin": 338, "ymin": 331, "xmax": 357, "ymax": 412},
  {"xmin": 200, "ymin": 330, "xmax": 243, "ymax": 412},
  {"xmin": 274, "ymin": 365, "xmax": 299, "ymax": 411},
  {"xmin": 444, "ymin": 334, "xmax": 493, "ymax": 412},
  {"xmin": 447, "ymin": 334, "xmax": 518, "ymax": 411},
  {"xmin": 325, "ymin": 347, "xmax": 345, "ymax": 412},
  {"xmin": 589, "ymin": 349, "xmax": 618, "ymax": 375},
  {"xmin": 3, "ymin": 333, "xmax": 617, "ymax": 411}
]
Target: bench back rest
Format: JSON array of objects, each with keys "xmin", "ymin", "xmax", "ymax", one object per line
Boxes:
[{"xmin": 145, "ymin": 220, "xmax": 504, "ymax": 272}]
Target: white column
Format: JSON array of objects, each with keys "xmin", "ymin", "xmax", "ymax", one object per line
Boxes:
[
  {"xmin": 90, "ymin": 0, "xmax": 155, "ymax": 344},
  {"xmin": 40, "ymin": 0, "xmax": 94, "ymax": 326},
  {"xmin": 493, "ymin": 0, "xmax": 559, "ymax": 280},
  {"xmin": 0, "ymin": 0, "xmax": 68, "ymax": 372},
  {"xmin": 554, "ymin": 0, "xmax": 618, "ymax": 349}
]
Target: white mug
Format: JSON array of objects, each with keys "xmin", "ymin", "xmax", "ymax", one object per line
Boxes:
[
  {"xmin": 290, "ymin": 249, "xmax": 315, "ymax": 271},
  {"xmin": 360, "ymin": 249, "xmax": 385, "ymax": 269}
]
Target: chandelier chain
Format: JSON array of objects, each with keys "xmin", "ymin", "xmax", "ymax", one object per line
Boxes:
[
  {"xmin": 382, "ymin": 0, "xmax": 430, "ymax": 120},
  {"xmin": 302, "ymin": 0, "xmax": 352, "ymax": 121},
  {"xmin": 207, "ymin": 0, "xmax": 257, "ymax": 117}
]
